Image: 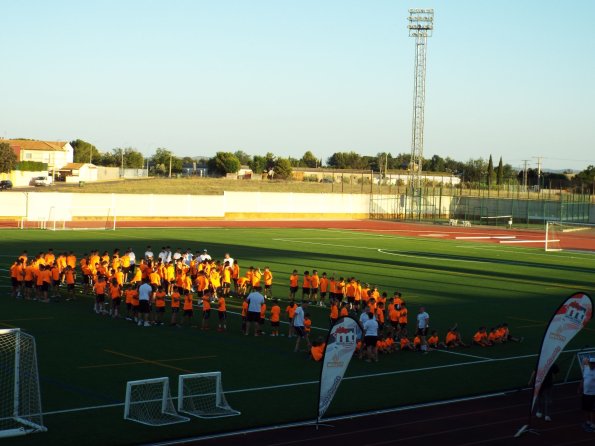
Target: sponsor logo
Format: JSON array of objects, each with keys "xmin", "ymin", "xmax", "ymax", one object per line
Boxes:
[
  {"xmin": 326, "ymin": 353, "xmax": 344, "ymax": 369},
  {"xmin": 548, "ymin": 326, "xmax": 567, "ymax": 342}
]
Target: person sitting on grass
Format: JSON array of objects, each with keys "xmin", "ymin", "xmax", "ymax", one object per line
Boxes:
[
  {"xmin": 444, "ymin": 325, "xmax": 470, "ymax": 348},
  {"xmin": 310, "ymin": 337, "xmax": 326, "ymax": 362},
  {"xmin": 499, "ymin": 323, "xmax": 524, "ymax": 343},
  {"xmin": 488, "ymin": 327, "xmax": 503, "ymax": 344},
  {"xmin": 428, "ymin": 330, "xmax": 447, "ymax": 349},
  {"xmin": 399, "ymin": 329, "xmax": 415, "ymax": 351},
  {"xmin": 473, "ymin": 326, "xmax": 493, "ymax": 347}
]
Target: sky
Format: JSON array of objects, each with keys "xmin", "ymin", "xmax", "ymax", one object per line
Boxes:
[{"xmin": 1, "ymin": 0, "xmax": 594, "ymax": 171}]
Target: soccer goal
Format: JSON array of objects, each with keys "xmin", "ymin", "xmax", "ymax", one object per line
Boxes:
[
  {"xmin": 545, "ymin": 221, "xmax": 595, "ymax": 252},
  {"xmin": 480, "ymin": 215, "xmax": 513, "ymax": 228},
  {"xmin": 45, "ymin": 206, "xmax": 116, "ymax": 231},
  {"xmin": 124, "ymin": 377, "xmax": 189, "ymax": 426},
  {"xmin": 0, "ymin": 329, "xmax": 47, "ymax": 438},
  {"xmin": 177, "ymin": 372, "xmax": 240, "ymax": 418}
]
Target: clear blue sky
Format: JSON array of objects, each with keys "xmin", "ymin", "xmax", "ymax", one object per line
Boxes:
[{"xmin": 1, "ymin": 0, "xmax": 594, "ymax": 171}]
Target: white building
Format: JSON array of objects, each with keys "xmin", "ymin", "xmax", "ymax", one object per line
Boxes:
[{"xmin": 6, "ymin": 139, "xmax": 74, "ymax": 174}]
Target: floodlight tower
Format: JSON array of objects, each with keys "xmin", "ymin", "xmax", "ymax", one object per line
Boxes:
[{"xmin": 408, "ymin": 9, "xmax": 434, "ymax": 210}]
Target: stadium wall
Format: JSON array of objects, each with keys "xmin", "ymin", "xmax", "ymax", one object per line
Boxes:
[{"xmin": 0, "ymin": 191, "xmax": 370, "ymax": 221}]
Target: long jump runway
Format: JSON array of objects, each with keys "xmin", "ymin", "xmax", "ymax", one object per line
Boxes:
[{"xmin": 154, "ymin": 383, "xmax": 592, "ymax": 446}]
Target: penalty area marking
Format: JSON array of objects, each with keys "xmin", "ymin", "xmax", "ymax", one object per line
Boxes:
[
  {"xmin": 455, "ymin": 236, "xmax": 516, "ymax": 240},
  {"xmin": 500, "ymin": 239, "xmax": 549, "ymax": 244}
]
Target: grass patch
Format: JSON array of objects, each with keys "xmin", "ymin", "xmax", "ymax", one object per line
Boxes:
[{"xmin": 0, "ymin": 227, "xmax": 593, "ymax": 445}]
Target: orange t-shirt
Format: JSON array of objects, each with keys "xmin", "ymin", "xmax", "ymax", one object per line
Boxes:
[
  {"xmin": 183, "ymin": 294, "xmax": 194, "ymax": 311},
  {"xmin": 445, "ymin": 332, "xmax": 457, "ymax": 344},
  {"xmin": 286, "ymin": 304, "xmax": 297, "ymax": 319},
  {"xmin": 400, "ymin": 338, "xmax": 410, "ymax": 349},
  {"xmin": 270, "ymin": 305, "xmax": 281, "ymax": 322},
  {"xmin": 218, "ymin": 297, "xmax": 226, "ymax": 312},
  {"xmin": 202, "ymin": 297, "xmax": 211, "ymax": 311},
  {"xmin": 311, "ymin": 343, "xmax": 325, "ymax": 361},
  {"xmin": 330, "ymin": 305, "xmax": 339, "ymax": 319},
  {"xmin": 110, "ymin": 284, "xmax": 121, "ymax": 299},
  {"xmin": 289, "ymin": 274, "xmax": 299, "ymax": 288},
  {"xmin": 304, "ymin": 318, "xmax": 312, "ymax": 333},
  {"xmin": 171, "ymin": 291, "xmax": 181, "ymax": 308},
  {"xmin": 320, "ymin": 277, "xmax": 329, "ymax": 293},
  {"xmin": 155, "ymin": 291, "xmax": 166, "ymax": 308},
  {"xmin": 94, "ymin": 281, "xmax": 107, "ymax": 295}
]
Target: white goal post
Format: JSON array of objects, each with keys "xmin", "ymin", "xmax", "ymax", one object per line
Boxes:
[
  {"xmin": 124, "ymin": 377, "xmax": 189, "ymax": 426},
  {"xmin": 178, "ymin": 372, "xmax": 240, "ymax": 418},
  {"xmin": 0, "ymin": 328, "xmax": 47, "ymax": 438},
  {"xmin": 545, "ymin": 221, "xmax": 595, "ymax": 252},
  {"xmin": 46, "ymin": 206, "xmax": 116, "ymax": 231}
]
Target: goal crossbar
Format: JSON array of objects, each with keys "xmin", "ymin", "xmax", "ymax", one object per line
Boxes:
[{"xmin": 124, "ymin": 377, "xmax": 189, "ymax": 426}]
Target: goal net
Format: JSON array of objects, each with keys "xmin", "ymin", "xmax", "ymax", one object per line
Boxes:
[
  {"xmin": 0, "ymin": 329, "xmax": 47, "ymax": 438},
  {"xmin": 45, "ymin": 206, "xmax": 116, "ymax": 231},
  {"xmin": 545, "ymin": 221, "xmax": 595, "ymax": 252},
  {"xmin": 177, "ymin": 372, "xmax": 240, "ymax": 418},
  {"xmin": 124, "ymin": 377, "xmax": 189, "ymax": 426}
]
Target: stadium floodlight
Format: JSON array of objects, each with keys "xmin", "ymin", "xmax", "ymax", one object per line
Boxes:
[{"xmin": 407, "ymin": 8, "xmax": 434, "ymax": 218}]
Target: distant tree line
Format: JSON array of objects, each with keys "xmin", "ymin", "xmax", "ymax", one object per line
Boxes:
[{"xmin": 68, "ymin": 139, "xmax": 595, "ymax": 191}]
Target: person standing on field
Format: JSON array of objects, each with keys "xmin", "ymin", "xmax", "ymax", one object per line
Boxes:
[
  {"xmin": 245, "ymin": 286, "xmax": 265, "ymax": 336},
  {"xmin": 416, "ymin": 306, "xmax": 430, "ymax": 353},
  {"xmin": 138, "ymin": 277, "xmax": 153, "ymax": 327}
]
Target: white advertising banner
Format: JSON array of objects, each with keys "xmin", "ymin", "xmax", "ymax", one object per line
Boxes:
[
  {"xmin": 531, "ymin": 292, "xmax": 592, "ymax": 412},
  {"xmin": 317, "ymin": 317, "xmax": 362, "ymax": 422}
]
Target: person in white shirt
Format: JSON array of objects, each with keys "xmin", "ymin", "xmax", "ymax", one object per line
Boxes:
[
  {"xmin": 580, "ymin": 357, "xmax": 595, "ymax": 432},
  {"xmin": 292, "ymin": 301, "xmax": 309, "ymax": 353},
  {"xmin": 363, "ymin": 313, "xmax": 379, "ymax": 362},
  {"xmin": 172, "ymin": 249, "xmax": 182, "ymax": 261},
  {"xmin": 144, "ymin": 246, "xmax": 154, "ymax": 261},
  {"xmin": 245, "ymin": 287, "xmax": 265, "ymax": 336},
  {"xmin": 199, "ymin": 249, "xmax": 212, "ymax": 262},
  {"xmin": 223, "ymin": 253, "xmax": 234, "ymax": 267},
  {"xmin": 137, "ymin": 278, "xmax": 154, "ymax": 327},
  {"xmin": 127, "ymin": 248, "xmax": 136, "ymax": 273},
  {"xmin": 416, "ymin": 306, "xmax": 430, "ymax": 353},
  {"xmin": 158, "ymin": 247, "xmax": 168, "ymax": 263}
]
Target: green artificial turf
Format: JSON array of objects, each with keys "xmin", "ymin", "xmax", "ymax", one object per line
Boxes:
[{"xmin": 0, "ymin": 227, "xmax": 593, "ymax": 445}]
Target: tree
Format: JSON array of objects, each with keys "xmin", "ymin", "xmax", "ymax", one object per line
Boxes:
[
  {"xmin": 233, "ymin": 150, "xmax": 251, "ymax": 165},
  {"xmin": 110, "ymin": 147, "xmax": 145, "ymax": 169},
  {"xmin": 150, "ymin": 148, "xmax": 183, "ymax": 176},
  {"xmin": 207, "ymin": 152, "xmax": 241, "ymax": 176},
  {"xmin": 300, "ymin": 151, "xmax": 319, "ymax": 168},
  {"xmin": 487, "ymin": 155, "xmax": 494, "ymax": 187},
  {"xmin": 273, "ymin": 157, "xmax": 293, "ymax": 180},
  {"xmin": 497, "ymin": 157, "xmax": 504, "ymax": 185},
  {"xmin": 424, "ymin": 154, "xmax": 446, "ymax": 172},
  {"xmin": 0, "ymin": 142, "xmax": 17, "ymax": 174},
  {"xmin": 249, "ymin": 153, "xmax": 276, "ymax": 173},
  {"xmin": 572, "ymin": 165, "xmax": 595, "ymax": 192},
  {"xmin": 327, "ymin": 151, "xmax": 368, "ymax": 169},
  {"xmin": 71, "ymin": 139, "xmax": 101, "ymax": 164}
]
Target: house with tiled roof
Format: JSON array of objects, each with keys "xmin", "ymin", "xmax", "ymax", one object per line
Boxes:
[{"xmin": 6, "ymin": 139, "xmax": 74, "ymax": 173}]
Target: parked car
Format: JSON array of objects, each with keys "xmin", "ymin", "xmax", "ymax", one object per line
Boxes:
[
  {"xmin": 33, "ymin": 176, "xmax": 53, "ymax": 187},
  {"xmin": 0, "ymin": 180, "xmax": 13, "ymax": 190}
]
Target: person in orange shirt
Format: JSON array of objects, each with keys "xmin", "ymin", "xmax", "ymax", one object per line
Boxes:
[
  {"xmin": 201, "ymin": 290, "xmax": 212, "ymax": 330},
  {"xmin": 319, "ymin": 272, "xmax": 329, "ymax": 307},
  {"xmin": 93, "ymin": 276, "xmax": 107, "ymax": 314},
  {"xmin": 44, "ymin": 248, "xmax": 55, "ymax": 266},
  {"xmin": 23, "ymin": 260, "xmax": 36, "ymax": 300},
  {"xmin": 63, "ymin": 265, "xmax": 76, "ymax": 301},
  {"xmin": 500, "ymin": 323, "xmax": 523, "ymax": 343},
  {"xmin": 288, "ymin": 269, "xmax": 299, "ymax": 300},
  {"xmin": 335, "ymin": 277, "xmax": 345, "ymax": 303},
  {"xmin": 49, "ymin": 261, "xmax": 61, "ymax": 300},
  {"xmin": 329, "ymin": 301, "xmax": 339, "ymax": 326},
  {"xmin": 182, "ymin": 290, "xmax": 194, "ymax": 326},
  {"xmin": 427, "ymin": 330, "xmax": 446, "ymax": 349},
  {"xmin": 310, "ymin": 338, "xmax": 326, "ymax": 362},
  {"xmin": 263, "ymin": 267, "xmax": 273, "ymax": 300},
  {"xmin": 301, "ymin": 271, "xmax": 311, "ymax": 301},
  {"xmin": 10, "ymin": 259, "xmax": 24, "ymax": 299},
  {"xmin": 109, "ymin": 278, "xmax": 122, "ymax": 318},
  {"xmin": 345, "ymin": 278, "xmax": 357, "ymax": 309},
  {"xmin": 153, "ymin": 286, "xmax": 167, "ymax": 325},
  {"xmin": 168, "ymin": 286, "xmax": 181, "ymax": 326},
  {"xmin": 269, "ymin": 299, "xmax": 281, "ymax": 336},
  {"xmin": 398, "ymin": 303, "xmax": 408, "ymax": 330},
  {"xmin": 259, "ymin": 301, "xmax": 267, "ymax": 335},
  {"xmin": 250, "ymin": 266, "xmax": 262, "ymax": 291},
  {"xmin": 236, "ymin": 276, "xmax": 248, "ymax": 299},
  {"xmin": 217, "ymin": 295, "xmax": 227, "ymax": 331},
  {"xmin": 209, "ymin": 268, "xmax": 221, "ymax": 297},
  {"xmin": 303, "ymin": 314, "xmax": 312, "ymax": 348},
  {"xmin": 376, "ymin": 302, "xmax": 385, "ymax": 332},
  {"xmin": 37, "ymin": 264, "xmax": 52, "ymax": 303},
  {"xmin": 285, "ymin": 300, "xmax": 297, "ymax": 337},
  {"xmin": 241, "ymin": 298, "xmax": 249, "ymax": 333},
  {"xmin": 310, "ymin": 270, "xmax": 320, "ymax": 305},
  {"xmin": 123, "ymin": 284, "xmax": 137, "ymax": 321},
  {"xmin": 221, "ymin": 262, "xmax": 232, "ymax": 298},
  {"xmin": 339, "ymin": 302, "xmax": 349, "ymax": 318},
  {"xmin": 413, "ymin": 335, "xmax": 422, "ymax": 351},
  {"xmin": 399, "ymin": 329, "xmax": 415, "ymax": 351},
  {"xmin": 445, "ymin": 326, "xmax": 470, "ymax": 348},
  {"xmin": 473, "ymin": 327, "xmax": 492, "ymax": 347},
  {"xmin": 488, "ymin": 327, "xmax": 503, "ymax": 344},
  {"xmin": 328, "ymin": 275, "xmax": 337, "ymax": 302}
]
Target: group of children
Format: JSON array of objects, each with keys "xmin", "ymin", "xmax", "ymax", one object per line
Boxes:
[{"xmin": 9, "ymin": 247, "xmax": 522, "ymax": 360}]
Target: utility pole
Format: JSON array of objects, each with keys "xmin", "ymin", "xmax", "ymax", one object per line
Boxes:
[
  {"xmin": 533, "ymin": 156, "xmax": 543, "ymax": 192},
  {"xmin": 522, "ymin": 159, "xmax": 530, "ymax": 191},
  {"xmin": 120, "ymin": 149, "xmax": 124, "ymax": 177},
  {"xmin": 168, "ymin": 154, "xmax": 172, "ymax": 178}
]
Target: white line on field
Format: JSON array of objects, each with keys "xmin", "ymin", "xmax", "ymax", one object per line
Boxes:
[
  {"xmin": 500, "ymin": 239, "xmax": 548, "ymax": 244},
  {"xmin": 455, "ymin": 236, "xmax": 516, "ymax": 240},
  {"xmin": 431, "ymin": 349, "xmax": 491, "ymax": 360},
  {"xmin": 40, "ymin": 347, "xmax": 585, "ymax": 417}
]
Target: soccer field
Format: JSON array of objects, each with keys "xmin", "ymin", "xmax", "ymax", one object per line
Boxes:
[{"xmin": 1, "ymin": 225, "xmax": 594, "ymax": 446}]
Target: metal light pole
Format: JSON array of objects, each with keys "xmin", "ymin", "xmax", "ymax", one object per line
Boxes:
[{"xmin": 408, "ymin": 8, "xmax": 434, "ymax": 218}]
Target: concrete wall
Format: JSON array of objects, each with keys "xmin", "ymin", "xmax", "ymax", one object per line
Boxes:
[{"xmin": 0, "ymin": 191, "xmax": 370, "ymax": 221}]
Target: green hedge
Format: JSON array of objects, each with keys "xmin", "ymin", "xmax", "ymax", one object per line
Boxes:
[{"xmin": 15, "ymin": 161, "xmax": 48, "ymax": 171}]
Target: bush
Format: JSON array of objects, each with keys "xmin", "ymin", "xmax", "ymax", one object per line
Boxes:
[
  {"xmin": 15, "ymin": 161, "xmax": 48, "ymax": 172},
  {"xmin": 303, "ymin": 175, "xmax": 319, "ymax": 182}
]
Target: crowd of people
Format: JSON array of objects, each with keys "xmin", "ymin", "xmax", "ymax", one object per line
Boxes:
[{"xmin": 9, "ymin": 245, "xmax": 522, "ymax": 363}]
